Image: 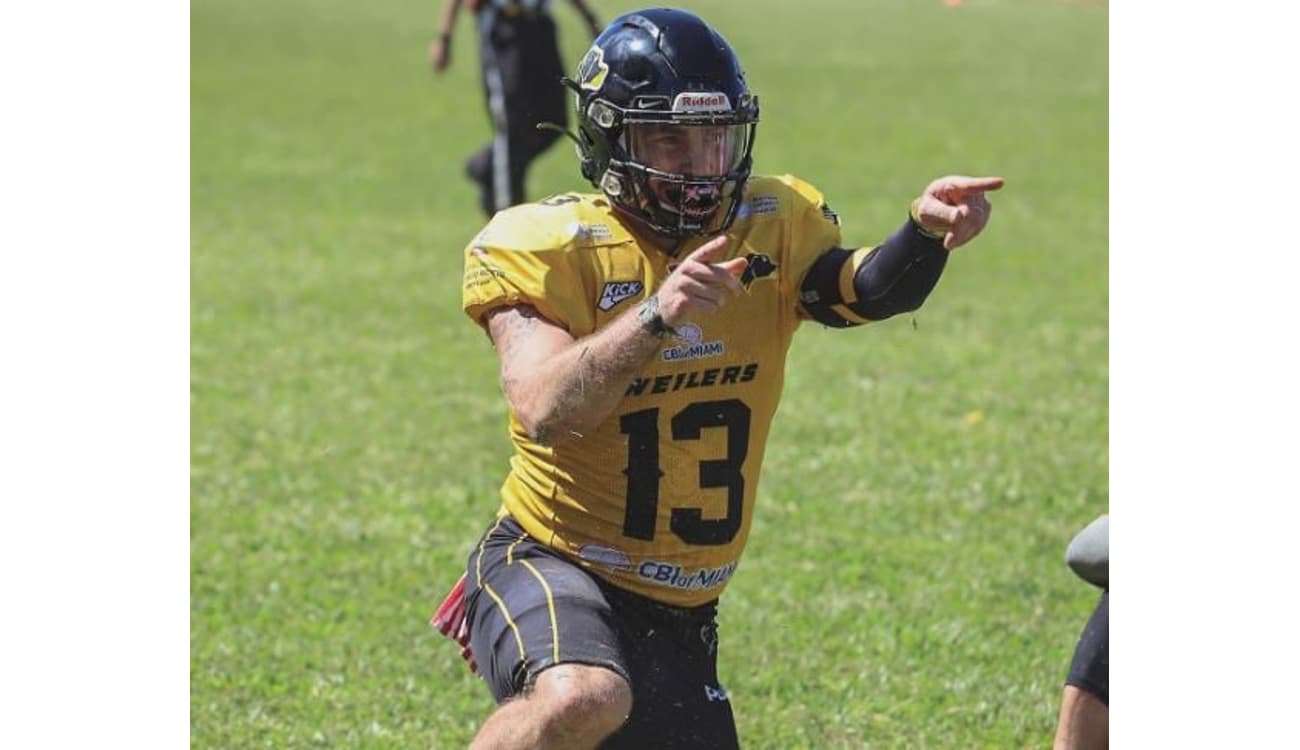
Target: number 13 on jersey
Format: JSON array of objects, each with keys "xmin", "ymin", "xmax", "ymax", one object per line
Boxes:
[{"xmin": 619, "ymin": 399, "xmax": 751, "ymax": 546}]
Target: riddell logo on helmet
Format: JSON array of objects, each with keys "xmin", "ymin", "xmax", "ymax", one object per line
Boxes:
[{"xmin": 672, "ymin": 92, "xmax": 732, "ymax": 113}]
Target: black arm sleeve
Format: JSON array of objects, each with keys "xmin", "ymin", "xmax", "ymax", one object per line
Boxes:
[{"xmin": 798, "ymin": 217, "xmax": 949, "ymax": 327}]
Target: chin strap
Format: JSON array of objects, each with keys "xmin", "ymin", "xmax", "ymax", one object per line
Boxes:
[
  {"xmin": 536, "ymin": 120, "xmax": 599, "ymax": 183},
  {"xmin": 535, "ymin": 121, "xmax": 581, "ymax": 147},
  {"xmin": 559, "ymin": 75, "xmax": 582, "ymax": 95}
]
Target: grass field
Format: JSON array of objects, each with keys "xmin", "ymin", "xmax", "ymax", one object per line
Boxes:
[{"xmin": 191, "ymin": 0, "xmax": 1108, "ymax": 746}]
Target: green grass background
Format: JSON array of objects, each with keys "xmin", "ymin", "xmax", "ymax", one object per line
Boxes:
[{"xmin": 191, "ymin": 0, "xmax": 1107, "ymax": 746}]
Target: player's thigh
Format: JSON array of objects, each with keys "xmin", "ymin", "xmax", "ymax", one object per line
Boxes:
[
  {"xmin": 602, "ymin": 597, "xmax": 739, "ymax": 750},
  {"xmin": 465, "ymin": 518, "xmax": 632, "ymax": 702}
]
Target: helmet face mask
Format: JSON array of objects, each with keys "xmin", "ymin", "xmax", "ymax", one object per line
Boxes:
[
  {"xmin": 625, "ymin": 123, "xmax": 749, "ymax": 182},
  {"xmin": 619, "ymin": 122, "xmax": 753, "ymax": 236},
  {"xmin": 572, "ymin": 9, "xmax": 760, "ymax": 239}
]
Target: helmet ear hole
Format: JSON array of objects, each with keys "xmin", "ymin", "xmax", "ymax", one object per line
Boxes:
[{"xmin": 589, "ymin": 102, "xmax": 619, "ymax": 129}]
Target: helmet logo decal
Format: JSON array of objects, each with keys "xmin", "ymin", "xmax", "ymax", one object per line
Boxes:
[
  {"xmin": 672, "ymin": 92, "xmax": 732, "ymax": 113},
  {"xmin": 576, "ymin": 46, "xmax": 610, "ymax": 91}
]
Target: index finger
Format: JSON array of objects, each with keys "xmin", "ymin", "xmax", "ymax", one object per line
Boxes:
[
  {"xmin": 684, "ymin": 235, "xmax": 729, "ymax": 263},
  {"xmin": 945, "ymin": 175, "xmax": 1005, "ymax": 195},
  {"xmin": 716, "ymin": 256, "xmax": 748, "ymax": 294}
]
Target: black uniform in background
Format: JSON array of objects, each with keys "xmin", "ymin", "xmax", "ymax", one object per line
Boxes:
[{"xmin": 467, "ymin": 0, "xmax": 567, "ymax": 216}]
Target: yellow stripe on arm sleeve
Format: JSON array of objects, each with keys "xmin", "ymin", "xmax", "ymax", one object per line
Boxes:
[
  {"xmin": 830, "ymin": 304, "xmax": 872, "ymax": 325},
  {"xmin": 836, "ymin": 246, "xmax": 874, "ymax": 306}
]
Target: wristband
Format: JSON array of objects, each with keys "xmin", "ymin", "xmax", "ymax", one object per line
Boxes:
[{"xmin": 637, "ymin": 295, "xmax": 677, "ymax": 338}]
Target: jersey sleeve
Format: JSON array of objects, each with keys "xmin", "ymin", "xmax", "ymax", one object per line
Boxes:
[
  {"xmin": 775, "ymin": 175, "xmax": 844, "ymax": 307},
  {"xmin": 461, "ymin": 205, "xmax": 596, "ymax": 335}
]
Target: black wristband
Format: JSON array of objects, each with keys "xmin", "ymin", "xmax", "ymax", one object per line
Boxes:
[{"xmin": 637, "ymin": 296, "xmax": 676, "ymax": 338}]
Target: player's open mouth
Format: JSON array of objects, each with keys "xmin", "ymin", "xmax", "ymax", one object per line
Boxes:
[{"xmin": 664, "ymin": 183, "xmax": 721, "ymax": 220}]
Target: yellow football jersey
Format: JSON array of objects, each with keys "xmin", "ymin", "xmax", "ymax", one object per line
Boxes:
[{"xmin": 461, "ymin": 174, "xmax": 843, "ymax": 607}]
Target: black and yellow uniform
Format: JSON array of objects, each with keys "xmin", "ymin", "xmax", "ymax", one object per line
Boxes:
[
  {"xmin": 459, "ymin": 174, "xmax": 851, "ymax": 745},
  {"xmin": 456, "ymin": 171, "xmax": 950, "ymax": 734},
  {"xmin": 467, "ymin": 516, "xmax": 740, "ymax": 749},
  {"xmin": 462, "ymin": 174, "xmax": 843, "ymax": 609},
  {"xmin": 438, "ymin": 10, "xmax": 971, "ymax": 746}
]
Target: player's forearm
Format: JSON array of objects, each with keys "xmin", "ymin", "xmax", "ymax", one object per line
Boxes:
[
  {"xmin": 799, "ymin": 217, "xmax": 948, "ymax": 327},
  {"xmin": 851, "ymin": 218, "xmax": 949, "ymax": 319},
  {"xmin": 510, "ymin": 306, "xmax": 662, "ymax": 445},
  {"xmin": 436, "ymin": 0, "xmax": 462, "ymax": 37}
]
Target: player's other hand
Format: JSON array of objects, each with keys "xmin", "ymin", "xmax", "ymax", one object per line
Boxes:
[
  {"xmin": 912, "ymin": 175, "xmax": 1004, "ymax": 250},
  {"xmin": 655, "ymin": 236, "xmax": 748, "ymax": 327},
  {"xmin": 429, "ymin": 37, "xmax": 451, "ymax": 73}
]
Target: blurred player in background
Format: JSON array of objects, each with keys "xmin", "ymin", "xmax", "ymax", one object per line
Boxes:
[
  {"xmin": 430, "ymin": 0, "xmax": 602, "ymax": 217},
  {"xmin": 1054, "ymin": 514, "xmax": 1109, "ymax": 749},
  {"xmin": 431, "ymin": 8, "xmax": 1003, "ymax": 748}
]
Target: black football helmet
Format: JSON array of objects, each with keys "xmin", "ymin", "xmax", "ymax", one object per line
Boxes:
[{"xmin": 569, "ymin": 8, "xmax": 759, "ymax": 238}]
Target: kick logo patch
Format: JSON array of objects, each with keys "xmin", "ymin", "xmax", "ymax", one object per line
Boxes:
[{"xmin": 598, "ymin": 280, "xmax": 644, "ymax": 311}]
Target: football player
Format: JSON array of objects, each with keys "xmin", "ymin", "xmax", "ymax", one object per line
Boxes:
[
  {"xmin": 432, "ymin": 8, "xmax": 1003, "ymax": 748},
  {"xmin": 1054, "ymin": 515, "xmax": 1109, "ymax": 749},
  {"xmin": 429, "ymin": 0, "xmax": 602, "ymax": 217}
]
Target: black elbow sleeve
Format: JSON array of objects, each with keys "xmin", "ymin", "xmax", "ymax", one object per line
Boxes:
[
  {"xmin": 798, "ymin": 217, "xmax": 951, "ymax": 327},
  {"xmin": 851, "ymin": 219, "xmax": 948, "ymax": 320}
]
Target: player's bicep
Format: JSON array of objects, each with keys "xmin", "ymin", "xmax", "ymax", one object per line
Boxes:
[{"xmin": 485, "ymin": 304, "xmax": 576, "ymax": 402}]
